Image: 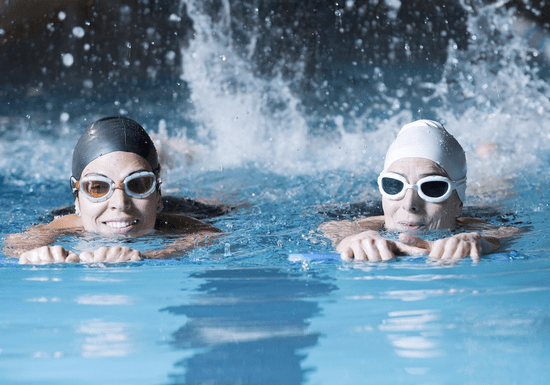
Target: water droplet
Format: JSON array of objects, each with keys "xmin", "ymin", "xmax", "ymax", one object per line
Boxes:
[
  {"xmin": 62, "ymin": 53, "xmax": 74, "ymax": 67},
  {"xmin": 72, "ymin": 26, "xmax": 85, "ymax": 38},
  {"xmin": 224, "ymin": 243, "xmax": 232, "ymax": 256}
]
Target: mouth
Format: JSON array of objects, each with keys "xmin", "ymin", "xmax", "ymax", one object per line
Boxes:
[
  {"xmin": 398, "ymin": 222, "xmax": 424, "ymax": 231},
  {"xmin": 103, "ymin": 219, "xmax": 139, "ymax": 232}
]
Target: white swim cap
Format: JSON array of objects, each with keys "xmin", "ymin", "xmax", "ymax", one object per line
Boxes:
[{"xmin": 383, "ymin": 119, "xmax": 467, "ymax": 203}]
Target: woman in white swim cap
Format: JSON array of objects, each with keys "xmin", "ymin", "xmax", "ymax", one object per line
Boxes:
[
  {"xmin": 4, "ymin": 117, "xmax": 222, "ymax": 264},
  {"xmin": 321, "ymin": 120, "xmax": 518, "ymax": 263}
]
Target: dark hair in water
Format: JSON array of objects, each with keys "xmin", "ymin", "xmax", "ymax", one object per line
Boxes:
[{"xmin": 70, "ymin": 116, "xmax": 160, "ymax": 191}]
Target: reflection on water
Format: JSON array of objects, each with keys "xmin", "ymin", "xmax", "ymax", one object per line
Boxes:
[
  {"xmin": 75, "ymin": 294, "xmax": 133, "ymax": 305},
  {"xmin": 162, "ymin": 268, "xmax": 335, "ymax": 384},
  {"xmin": 383, "ymin": 309, "xmax": 444, "ymax": 359},
  {"xmin": 77, "ymin": 320, "xmax": 131, "ymax": 358}
]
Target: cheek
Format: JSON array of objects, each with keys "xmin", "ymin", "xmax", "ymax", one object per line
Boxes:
[
  {"xmin": 382, "ymin": 199, "xmax": 399, "ymax": 224},
  {"xmin": 135, "ymin": 195, "xmax": 160, "ymax": 220},
  {"xmin": 78, "ymin": 200, "xmax": 103, "ymax": 230},
  {"xmin": 426, "ymin": 203, "xmax": 460, "ymax": 228}
]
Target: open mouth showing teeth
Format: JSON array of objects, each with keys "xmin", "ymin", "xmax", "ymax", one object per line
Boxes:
[{"xmin": 105, "ymin": 220, "xmax": 138, "ymax": 229}]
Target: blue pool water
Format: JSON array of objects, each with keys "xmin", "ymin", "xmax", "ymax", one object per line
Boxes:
[
  {"xmin": 1, "ymin": 167, "xmax": 549, "ymax": 384},
  {"xmin": 2, "ymin": 0, "xmax": 550, "ymax": 384}
]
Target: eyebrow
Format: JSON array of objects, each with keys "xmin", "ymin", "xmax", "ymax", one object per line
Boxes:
[{"xmin": 418, "ymin": 172, "xmax": 448, "ymax": 179}]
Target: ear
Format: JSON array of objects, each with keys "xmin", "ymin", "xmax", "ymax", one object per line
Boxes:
[{"xmin": 74, "ymin": 196, "xmax": 81, "ymax": 216}]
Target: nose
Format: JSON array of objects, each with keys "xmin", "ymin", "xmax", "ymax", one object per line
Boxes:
[
  {"xmin": 401, "ymin": 188, "xmax": 422, "ymax": 212},
  {"xmin": 108, "ymin": 186, "xmax": 131, "ymax": 210}
]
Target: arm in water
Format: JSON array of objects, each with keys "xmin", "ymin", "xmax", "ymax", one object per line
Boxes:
[
  {"xmin": 4, "ymin": 212, "xmax": 221, "ymax": 264},
  {"xmin": 320, "ymin": 216, "xmax": 521, "ymax": 263}
]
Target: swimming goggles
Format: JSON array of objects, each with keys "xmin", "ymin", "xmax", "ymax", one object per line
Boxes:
[
  {"xmin": 378, "ymin": 172, "xmax": 466, "ymax": 203},
  {"xmin": 72, "ymin": 171, "xmax": 159, "ymax": 202}
]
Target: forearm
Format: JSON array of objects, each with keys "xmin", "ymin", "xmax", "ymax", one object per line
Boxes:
[
  {"xmin": 319, "ymin": 216, "xmax": 385, "ymax": 246},
  {"xmin": 3, "ymin": 226, "xmax": 59, "ymax": 258},
  {"xmin": 480, "ymin": 234, "xmax": 501, "ymax": 254},
  {"xmin": 142, "ymin": 231, "xmax": 222, "ymax": 259}
]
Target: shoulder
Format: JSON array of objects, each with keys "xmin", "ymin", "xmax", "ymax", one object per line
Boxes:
[
  {"xmin": 458, "ymin": 216, "xmax": 522, "ymax": 238},
  {"xmin": 44, "ymin": 214, "xmax": 83, "ymax": 230},
  {"xmin": 457, "ymin": 216, "xmax": 501, "ymax": 230},
  {"xmin": 155, "ymin": 213, "xmax": 221, "ymax": 233},
  {"xmin": 356, "ymin": 216, "xmax": 385, "ymax": 230}
]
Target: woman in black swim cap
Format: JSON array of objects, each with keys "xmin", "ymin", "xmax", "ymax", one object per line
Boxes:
[{"xmin": 5, "ymin": 117, "xmax": 221, "ymax": 264}]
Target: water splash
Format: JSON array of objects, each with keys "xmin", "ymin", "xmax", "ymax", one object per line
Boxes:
[
  {"xmin": 177, "ymin": 0, "xmax": 310, "ymax": 173},
  {"xmin": 175, "ymin": 0, "xmax": 550, "ymax": 184},
  {"xmin": 1, "ymin": 0, "xmax": 550, "ymax": 190}
]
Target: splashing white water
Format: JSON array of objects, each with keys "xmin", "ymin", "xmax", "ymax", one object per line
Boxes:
[
  {"xmin": 2, "ymin": 0, "xmax": 550, "ymax": 193},
  {"xmin": 175, "ymin": 0, "xmax": 550, "ymax": 187},
  {"xmin": 179, "ymin": 0, "xmax": 311, "ymax": 173}
]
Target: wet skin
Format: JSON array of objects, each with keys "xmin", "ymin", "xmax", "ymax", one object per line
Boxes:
[
  {"xmin": 74, "ymin": 151, "xmax": 162, "ymax": 237},
  {"xmin": 382, "ymin": 157, "xmax": 462, "ymax": 232}
]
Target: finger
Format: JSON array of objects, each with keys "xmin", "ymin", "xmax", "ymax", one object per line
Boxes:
[
  {"xmin": 66, "ymin": 252, "xmax": 80, "ymax": 263},
  {"xmin": 18, "ymin": 251, "xmax": 31, "ymax": 264},
  {"xmin": 336, "ymin": 238, "xmax": 352, "ymax": 254},
  {"xmin": 104, "ymin": 247, "xmax": 122, "ymax": 262},
  {"xmin": 93, "ymin": 247, "xmax": 108, "ymax": 262},
  {"xmin": 340, "ymin": 247, "xmax": 354, "ymax": 262},
  {"xmin": 428, "ymin": 239, "xmax": 446, "ymax": 260},
  {"xmin": 450, "ymin": 241, "xmax": 466, "ymax": 261},
  {"xmin": 79, "ymin": 251, "xmax": 94, "ymax": 263},
  {"xmin": 350, "ymin": 241, "xmax": 368, "ymax": 261},
  {"xmin": 399, "ymin": 233, "xmax": 432, "ymax": 252},
  {"xmin": 470, "ymin": 245, "xmax": 481, "ymax": 262},
  {"xmin": 440, "ymin": 238, "xmax": 459, "ymax": 260},
  {"xmin": 377, "ymin": 241, "xmax": 395, "ymax": 261},
  {"xmin": 39, "ymin": 246, "xmax": 55, "ymax": 263},
  {"xmin": 117, "ymin": 248, "xmax": 141, "ymax": 262},
  {"xmin": 50, "ymin": 246, "xmax": 67, "ymax": 263},
  {"xmin": 129, "ymin": 251, "xmax": 142, "ymax": 261},
  {"xmin": 393, "ymin": 241, "xmax": 428, "ymax": 256},
  {"xmin": 362, "ymin": 240, "xmax": 381, "ymax": 262},
  {"xmin": 114, "ymin": 247, "xmax": 131, "ymax": 262}
]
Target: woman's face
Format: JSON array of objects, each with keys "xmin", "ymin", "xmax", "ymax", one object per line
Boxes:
[
  {"xmin": 74, "ymin": 151, "xmax": 162, "ymax": 236},
  {"xmin": 382, "ymin": 157, "xmax": 462, "ymax": 232}
]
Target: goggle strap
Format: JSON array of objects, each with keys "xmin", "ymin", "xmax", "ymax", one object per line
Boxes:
[{"xmin": 70, "ymin": 176, "xmax": 78, "ymax": 193}]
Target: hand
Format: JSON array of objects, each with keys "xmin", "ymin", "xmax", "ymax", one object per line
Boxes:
[
  {"xmin": 19, "ymin": 245, "xmax": 79, "ymax": 264},
  {"xmin": 79, "ymin": 246, "xmax": 142, "ymax": 263},
  {"xmin": 336, "ymin": 230, "xmax": 427, "ymax": 262},
  {"xmin": 399, "ymin": 232, "xmax": 498, "ymax": 263}
]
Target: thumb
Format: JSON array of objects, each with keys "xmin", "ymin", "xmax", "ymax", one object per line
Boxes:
[
  {"xmin": 79, "ymin": 251, "xmax": 94, "ymax": 263},
  {"xmin": 66, "ymin": 251, "xmax": 80, "ymax": 263},
  {"xmin": 394, "ymin": 233, "xmax": 432, "ymax": 255}
]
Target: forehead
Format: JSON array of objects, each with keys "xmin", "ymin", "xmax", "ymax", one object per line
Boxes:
[
  {"xmin": 82, "ymin": 151, "xmax": 152, "ymax": 177},
  {"xmin": 386, "ymin": 157, "xmax": 448, "ymax": 177}
]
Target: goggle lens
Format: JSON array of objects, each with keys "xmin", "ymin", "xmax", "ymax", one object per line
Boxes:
[
  {"xmin": 75, "ymin": 172, "xmax": 158, "ymax": 202},
  {"xmin": 82, "ymin": 180, "xmax": 111, "ymax": 198},
  {"xmin": 420, "ymin": 180, "xmax": 450, "ymax": 198},
  {"xmin": 126, "ymin": 175, "xmax": 155, "ymax": 195},
  {"xmin": 381, "ymin": 177, "xmax": 405, "ymax": 196},
  {"xmin": 378, "ymin": 172, "xmax": 460, "ymax": 203}
]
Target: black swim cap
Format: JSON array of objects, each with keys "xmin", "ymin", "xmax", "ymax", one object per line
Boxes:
[{"xmin": 71, "ymin": 116, "xmax": 160, "ymax": 182}]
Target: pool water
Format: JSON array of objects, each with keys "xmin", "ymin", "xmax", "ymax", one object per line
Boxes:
[
  {"xmin": 2, "ymin": 0, "xmax": 550, "ymax": 384},
  {"xmin": 1, "ymin": 166, "xmax": 549, "ymax": 384}
]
